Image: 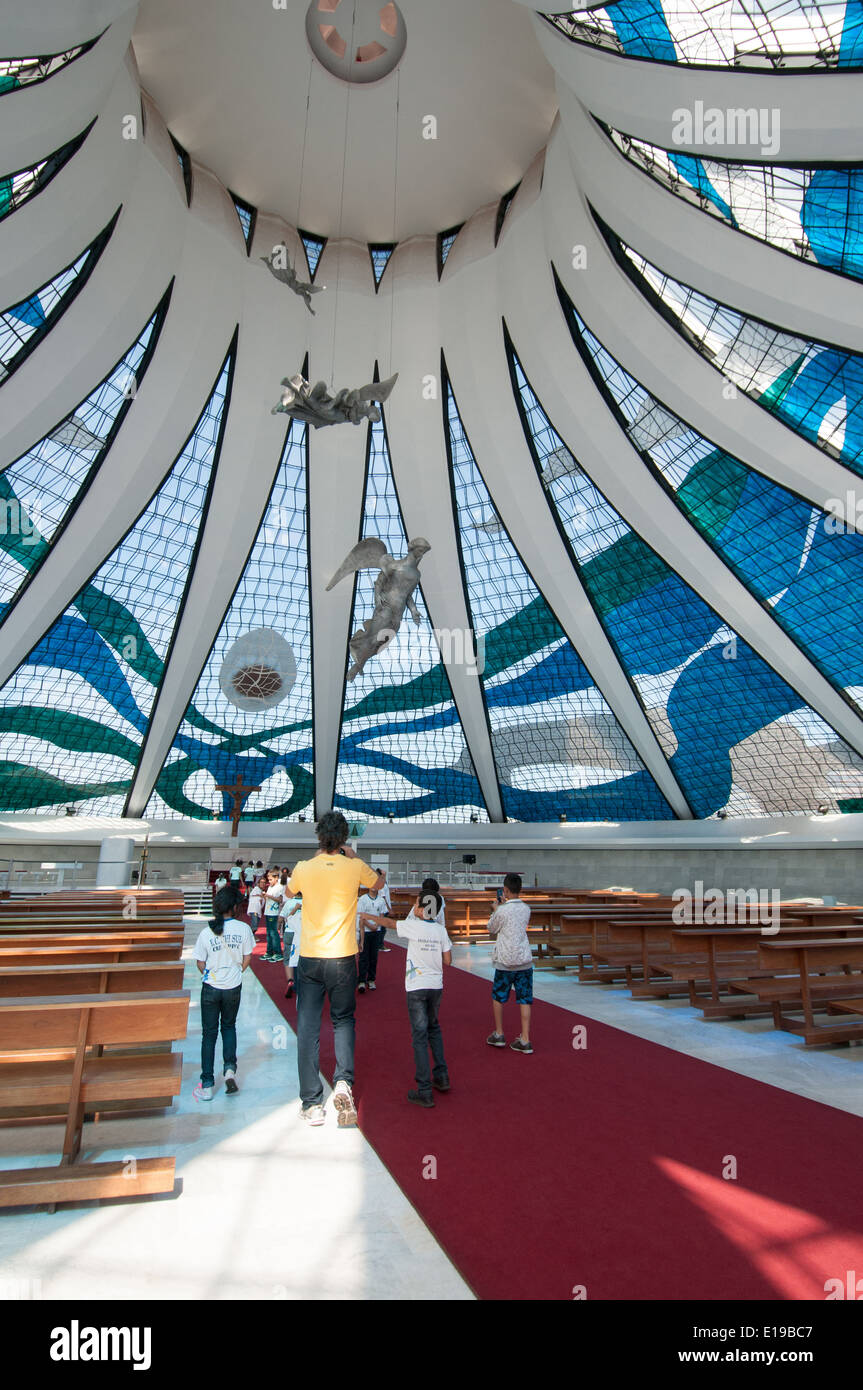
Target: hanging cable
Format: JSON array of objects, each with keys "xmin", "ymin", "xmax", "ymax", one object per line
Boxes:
[{"xmin": 330, "ymin": 0, "xmax": 358, "ymax": 389}]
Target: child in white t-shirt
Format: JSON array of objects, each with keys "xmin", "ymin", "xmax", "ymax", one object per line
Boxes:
[
  {"xmin": 262, "ymin": 870, "xmax": 286, "ymax": 962},
  {"xmin": 247, "ymin": 876, "xmax": 266, "ymax": 944},
  {"xmin": 193, "ymin": 888, "xmax": 256, "ymax": 1101},
  {"xmin": 397, "ymin": 891, "xmax": 452, "ymax": 1107},
  {"xmin": 280, "ymin": 893, "xmax": 302, "ymax": 998}
]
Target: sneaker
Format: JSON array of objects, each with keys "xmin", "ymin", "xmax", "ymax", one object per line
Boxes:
[
  {"xmin": 510, "ymin": 1037, "xmax": 534, "ymax": 1054},
  {"xmin": 271, "ymin": 955, "xmax": 283, "ymax": 963},
  {"xmin": 407, "ymin": 1089, "xmax": 435, "ymax": 1108},
  {"xmin": 368, "ymin": 981, "xmax": 376, "ymax": 991},
  {"xmin": 301, "ymin": 1103, "xmax": 326, "ymax": 1126},
  {"xmin": 193, "ymin": 1083, "xmax": 214, "ymax": 1102},
  {"xmin": 379, "ymin": 946, "xmax": 391, "ymax": 953},
  {"xmin": 486, "ymin": 1032, "xmax": 506, "ymax": 1047},
  {"xmin": 432, "ymin": 1076, "xmax": 451, "ymax": 1092},
  {"xmin": 333, "ymin": 1079, "xmax": 358, "ymax": 1127},
  {"xmin": 224, "ymin": 1070, "xmax": 239, "ymax": 1094},
  {"xmin": 357, "ymin": 982, "xmax": 366, "ymax": 993}
]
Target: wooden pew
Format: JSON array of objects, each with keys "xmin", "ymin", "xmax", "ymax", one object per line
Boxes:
[
  {"xmin": 0, "ymin": 990, "xmax": 189, "ymax": 1208},
  {"xmin": 756, "ymin": 937, "xmax": 863, "ymax": 1044}
]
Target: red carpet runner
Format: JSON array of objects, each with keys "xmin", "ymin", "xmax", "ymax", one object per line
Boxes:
[{"xmin": 251, "ymin": 942, "xmax": 863, "ymax": 1301}]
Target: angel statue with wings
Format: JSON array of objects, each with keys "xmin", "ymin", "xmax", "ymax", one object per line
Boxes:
[
  {"xmin": 260, "ymin": 243, "xmax": 324, "ymax": 315},
  {"xmin": 271, "ymin": 372, "xmax": 398, "ymax": 430},
  {"xmin": 327, "ymin": 536, "xmax": 431, "ymax": 680}
]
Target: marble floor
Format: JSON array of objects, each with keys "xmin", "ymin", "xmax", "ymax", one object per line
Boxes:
[
  {"xmin": 1, "ymin": 921, "xmax": 860, "ymax": 1300},
  {"xmin": 0, "ymin": 923, "xmax": 472, "ymax": 1301}
]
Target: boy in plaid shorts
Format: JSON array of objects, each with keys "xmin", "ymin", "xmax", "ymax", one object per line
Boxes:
[{"xmin": 486, "ymin": 872, "xmax": 533, "ymax": 1054}]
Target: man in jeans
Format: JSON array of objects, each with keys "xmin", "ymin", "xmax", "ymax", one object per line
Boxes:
[
  {"xmin": 288, "ymin": 811, "xmax": 383, "ymax": 1126},
  {"xmin": 397, "ymin": 890, "xmax": 453, "ymax": 1107}
]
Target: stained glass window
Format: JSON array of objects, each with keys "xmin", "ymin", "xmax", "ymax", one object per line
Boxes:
[
  {"xmin": 145, "ymin": 419, "xmax": 313, "ymax": 822},
  {"xmin": 0, "ymin": 346, "xmax": 233, "ymax": 815},
  {"xmin": 604, "ymin": 125, "xmax": 863, "ymax": 283},
  {"xmin": 300, "ymin": 230, "xmax": 327, "ymax": 280},
  {"xmin": 333, "ymin": 414, "xmax": 487, "ymax": 822},
  {"xmin": 0, "ymin": 288, "xmax": 172, "ymax": 614},
  {"xmin": 604, "ymin": 221, "xmax": 863, "ymax": 477},
  {"xmin": 369, "ymin": 243, "xmax": 395, "ymax": 288},
  {"xmin": 542, "ymin": 285, "xmax": 863, "ymax": 815},
  {"xmin": 446, "ymin": 373, "xmax": 675, "ymax": 821},
  {"xmin": 545, "ymin": 2, "xmax": 863, "ymax": 70},
  {"xmin": 0, "ymin": 127, "xmax": 92, "ymax": 224},
  {"xmin": 0, "ymin": 38, "xmax": 97, "ymax": 94},
  {"xmin": 230, "ymin": 193, "xmax": 256, "ymax": 253},
  {"xmin": 0, "ymin": 210, "xmax": 118, "ymax": 387}
]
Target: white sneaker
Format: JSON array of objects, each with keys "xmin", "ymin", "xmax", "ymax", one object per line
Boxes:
[
  {"xmin": 301, "ymin": 1103, "xmax": 326, "ymax": 1126},
  {"xmin": 368, "ymin": 981, "xmax": 377, "ymax": 991},
  {"xmin": 333, "ymin": 1079, "xmax": 358, "ymax": 1127},
  {"xmin": 194, "ymin": 1083, "xmax": 214, "ymax": 1102}
]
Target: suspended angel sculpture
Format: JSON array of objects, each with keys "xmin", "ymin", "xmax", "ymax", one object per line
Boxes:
[
  {"xmin": 261, "ymin": 244, "xmax": 324, "ymax": 314},
  {"xmin": 327, "ymin": 536, "xmax": 431, "ymax": 680},
  {"xmin": 271, "ymin": 372, "xmax": 398, "ymax": 430}
]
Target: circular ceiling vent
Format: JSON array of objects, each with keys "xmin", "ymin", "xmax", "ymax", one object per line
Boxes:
[
  {"xmin": 218, "ymin": 629, "xmax": 297, "ymax": 712},
  {"xmin": 305, "ymin": 0, "xmax": 407, "ymax": 84}
]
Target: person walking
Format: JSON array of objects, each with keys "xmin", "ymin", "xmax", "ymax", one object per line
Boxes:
[
  {"xmin": 397, "ymin": 890, "xmax": 452, "ymax": 1106},
  {"xmin": 486, "ymin": 873, "xmax": 534, "ymax": 1054},
  {"xmin": 288, "ymin": 812, "xmax": 383, "ymax": 1127},
  {"xmin": 193, "ymin": 887, "xmax": 255, "ymax": 1100},
  {"xmin": 262, "ymin": 869, "xmax": 286, "ymax": 961}
]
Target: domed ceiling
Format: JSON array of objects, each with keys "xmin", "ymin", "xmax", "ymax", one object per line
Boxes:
[{"xmin": 1, "ymin": 0, "xmax": 863, "ymax": 825}]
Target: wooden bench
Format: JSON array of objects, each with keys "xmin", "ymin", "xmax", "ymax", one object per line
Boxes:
[
  {"xmin": 0, "ymin": 990, "xmax": 189, "ymax": 1209},
  {"xmin": 757, "ymin": 938, "xmax": 863, "ymax": 1044}
]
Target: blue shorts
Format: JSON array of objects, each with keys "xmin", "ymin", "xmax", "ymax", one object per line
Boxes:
[{"xmin": 492, "ymin": 968, "xmax": 533, "ymax": 1004}]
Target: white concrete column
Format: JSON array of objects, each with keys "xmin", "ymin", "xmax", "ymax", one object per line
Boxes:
[{"xmin": 95, "ymin": 833, "xmax": 135, "ymax": 886}]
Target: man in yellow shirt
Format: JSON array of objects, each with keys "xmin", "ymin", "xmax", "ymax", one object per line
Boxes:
[{"xmin": 289, "ymin": 811, "xmax": 383, "ymax": 1126}]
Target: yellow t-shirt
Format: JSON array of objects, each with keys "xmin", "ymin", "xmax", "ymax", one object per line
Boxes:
[{"xmin": 288, "ymin": 854, "xmax": 378, "ymax": 958}]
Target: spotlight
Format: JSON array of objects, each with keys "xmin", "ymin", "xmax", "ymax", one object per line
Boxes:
[
  {"xmin": 558, "ymin": 813, "xmax": 567, "ymax": 824},
  {"xmin": 387, "ymin": 811, "xmax": 395, "ymax": 822},
  {"xmin": 64, "ymin": 805, "xmax": 77, "ymax": 817},
  {"xmin": 298, "ymin": 814, "xmax": 306, "ymax": 823},
  {"xmin": 469, "ymin": 813, "xmax": 479, "ymax": 824},
  {"xmin": 817, "ymin": 803, "xmax": 830, "ymax": 815},
  {"xmin": 716, "ymin": 809, "xmax": 727, "ymax": 820}
]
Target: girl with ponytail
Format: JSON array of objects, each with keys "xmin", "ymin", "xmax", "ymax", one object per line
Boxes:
[{"xmin": 193, "ymin": 887, "xmax": 256, "ymax": 1101}]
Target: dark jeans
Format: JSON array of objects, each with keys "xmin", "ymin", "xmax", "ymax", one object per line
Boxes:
[
  {"xmin": 296, "ymin": 955, "xmax": 357, "ymax": 1107},
  {"xmin": 377, "ymin": 925, "xmax": 387, "ymax": 950},
  {"xmin": 358, "ymin": 930, "xmax": 380, "ymax": 984},
  {"xmin": 265, "ymin": 914, "xmax": 281, "ymax": 956},
  {"xmin": 200, "ymin": 981, "xmax": 242, "ymax": 1086},
  {"xmin": 407, "ymin": 988, "xmax": 447, "ymax": 1096}
]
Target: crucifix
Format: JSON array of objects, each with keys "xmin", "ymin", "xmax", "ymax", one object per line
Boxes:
[{"xmin": 216, "ymin": 777, "xmax": 261, "ymax": 837}]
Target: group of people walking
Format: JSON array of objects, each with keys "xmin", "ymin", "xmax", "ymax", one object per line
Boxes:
[{"xmin": 193, "ymin": 813, "xmax": 535, "ymax": 1118}]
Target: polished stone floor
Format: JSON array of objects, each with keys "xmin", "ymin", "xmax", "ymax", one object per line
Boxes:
[{"xmin": 1, "ymin": 921, "xmax": 859, "ymax": 1300}]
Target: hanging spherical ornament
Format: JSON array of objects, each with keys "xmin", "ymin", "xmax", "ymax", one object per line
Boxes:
[
  {"xmin": 218, "ymin": 630, "xmax": 297, "ymax": 712},
  {"xmin": 305, "ymin": 1, "xmax": 407, "ymax": 84}
]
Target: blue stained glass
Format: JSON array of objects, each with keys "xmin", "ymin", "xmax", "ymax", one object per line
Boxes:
[
  {"xmin": 369, "ymin": 245, "xmax": 395, "ymax": 288},
  {"xmin": 0, "ymin": 129, "xmax": 90, "ymax": 224},
  {"xmin": 145, "ymin": 420, "xmax": 313, "ymax": 821},
  {"xmin": 439, "ymin": 227, "xmax": 461, "ymax": 272},
  {"xmin": 0, "ymin": 216, "xmax": 116, "ymax": 388},
  {"xmin": 538, "ymin": 292, "xmax": 863, "ymax": 815},
  {"xmin": 0, "ymin": 351, "xmax": 233, "ymax": 815},
  {"xmin": 300, "ymin": 231, "xmax": 326, "ymax": 279},
  {"xmin": 0, "ymin": 297, "xmax": 169, "ymax": 613},
  {"xmin": 614, "ymin": 234, "xmax": 863, "ymax": 477},
  {"xmin": 333, "ymin": 416, "xmax": 487, "ymax": 822},
  {"xmin": 233, "ymin": 199, "xmax": 253, "ymax": 248},
  {"xmin": 546, "ymin": 2, "xmax": 859, "ymax": 69},
  {"xmin": 558, "ymin": 306, "xmax": 863, "ymax": 714},
  {"xmin": 446, "ymin": 377, "xmax": 675, "ymax": 821},
  {"xmin": 606, "ymin": 127, "xmax": 863, "ymax": 283}
]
